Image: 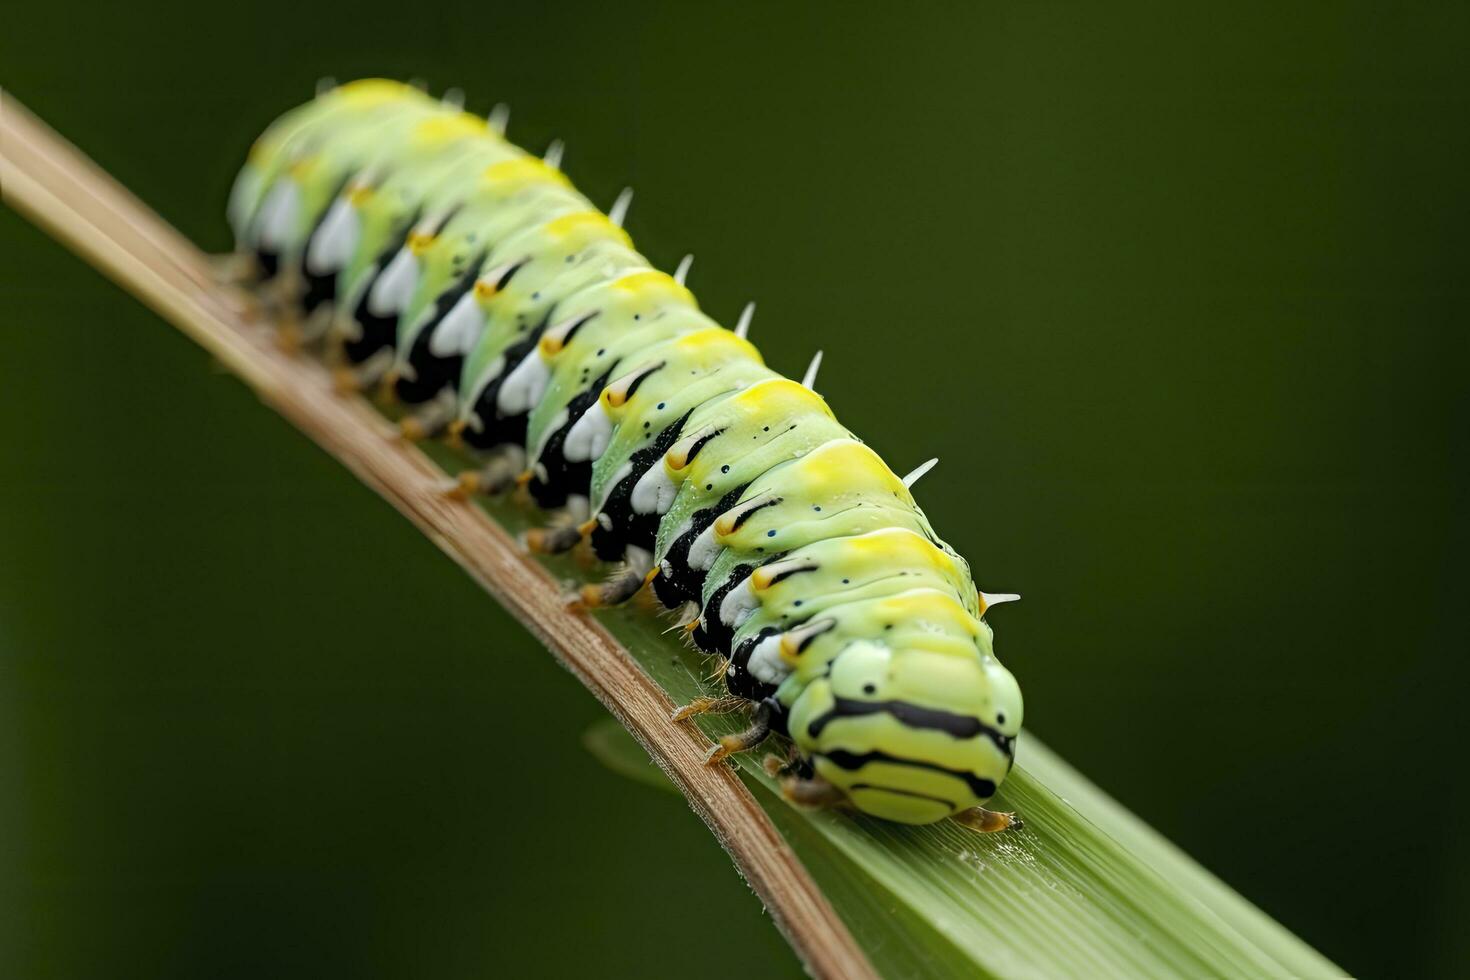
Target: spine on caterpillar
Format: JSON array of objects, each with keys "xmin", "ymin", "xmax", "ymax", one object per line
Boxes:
[{"xmin": 227, "ymin": 78, "xmax": 1024, "ymax": 830}]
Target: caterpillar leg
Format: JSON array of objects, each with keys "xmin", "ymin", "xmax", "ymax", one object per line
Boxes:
[
  {"xmin": 578, "ymin": 569, "xmax": 648, "ymax": 608},
  {"xmin": 206, "ymin": 254, "xmax": 267, "ymax": 325},
  {"xmin": 210, "ymin": 252, "xmax": 259, "ymax": 286},
  {"xmin": 669, "ymin": 695, "xmax": 745, "ymax": 722},
  {"xmin": 297, "ymin": 304, "xmax": 337, "ymax": 346},
  {"xmin": 526, "ymin": 496, "xmax": 592, "ymax": 555},
  {"xmin": 703, "ymin": 700, "xmax": 774, "ymax": 765},
  {"xmin": 526, "ymin": 521, "xmax": 585, "ymax": 555},
  {"xmin": 446, "ymin": 447, "xmax": 527, "ymax": 500},
  {"xmin": 374, "ymin": 370, "xmax": 402, "ymax": 406},
  {"xmin": 761, "ymin": 742, "xmax": 807, "ymax": 778},
  {"xmin": 780, "ymin": 772, "xmax": 849, "ymax": 810},
  {"xmin": 275, "ymin": 308, "xmax": 307, "ymax": 354},
  {"xmin": 951, "ymin": 807, "xmax": 1023, "ymax": 834},
  {"xmin": 253, "ymin": 268, "xmax": 303, "ymax": 319},
  {"xmin": 398, "ymin": 388, "xmax": 458, "ymax": 441},
  {"xmin": 331, "ymin": 348, "xmax": 394, "ymax": 393},
  {"xmin": 578, "ymin": 546, "xmax": 655, "ymax": 608}
]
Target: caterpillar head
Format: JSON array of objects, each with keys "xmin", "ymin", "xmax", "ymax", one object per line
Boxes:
[{"xmin": 788, "ymin": 638, "xmax": 1022, "ymax": 825}]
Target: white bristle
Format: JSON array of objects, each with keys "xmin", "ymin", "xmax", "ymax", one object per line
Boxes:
[
  {"xmin": 901, "ymin": 457, "xmax": 939, "ymax": 489},
  {"xmin": 488, "ymin": 102, "xmax": 510, "ymax": 135},
  {"xmin": 801, "ymin": 350, "xmax": 824, "ymax": 390},
  {"xmin": 608, "ymin": 187, "xmax": 633, "ymax": 227},
  {"xmin": 734, "ymin": 301, "xmax": 755, "ymax": 339}
]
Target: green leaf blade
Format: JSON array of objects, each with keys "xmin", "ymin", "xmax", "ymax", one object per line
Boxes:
[{"xmin": 567, "ymin": 560, "xmax": 1340, "ymax": 978}]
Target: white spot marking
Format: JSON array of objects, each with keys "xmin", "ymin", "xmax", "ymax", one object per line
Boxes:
[
  {"xmin": 748, "ymin": 634, "xmax": 792, "ymax": 684},
  {"xmin": 429, "ymin": 290, "xmax": 487, "ymax": 357},
  {"xmin": 496, "ymin": 351, "xmax": 551, "ymax": 415},
  {"xmin": 305, "ymin": 197, "xmax": 360, "ymax": 276},
  {"xmin": 255, "ymin": 179, "xmax": 300, "ymax": 250},
  {"xmin": 631, "ymin": 463, "xmax": 678, "ymax": 516},
  {"xmin": 719, "ymin": 578, "xmax": 759, "ymax": 629},
  {"xmin": 367, "ymin": 248, "xmax": 419, "ymax": 318},
  {"xmin": 687, "ymin": 521, "xmax": 722, "ymax": 572},
  {"xmin": 564, "ymin": 402, "xmax": 614, "ymax": 463}
]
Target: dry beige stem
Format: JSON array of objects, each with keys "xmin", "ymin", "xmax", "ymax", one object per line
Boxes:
[{"xmin": 1, "ymin": 93, "xmax": 875, "ymax": 980}]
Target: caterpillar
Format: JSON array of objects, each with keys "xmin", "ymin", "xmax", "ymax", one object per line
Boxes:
[{"xmin": 227, "ymin": 78, "xmax": 1024, "ymax": 831}]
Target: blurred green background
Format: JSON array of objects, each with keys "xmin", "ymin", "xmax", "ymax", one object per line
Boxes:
[{"xmin": 3, "ymin": 2, "xmax": 1467, "ymax": 977}]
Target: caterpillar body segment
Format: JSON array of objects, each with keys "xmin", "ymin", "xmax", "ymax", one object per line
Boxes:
[
  {"xmin": 228, "ymin": 80, "xmax": 422, "ymax": 254},
  {"xmin": 524, "ymin": 288, "xmax": 710, "ymax": 510},
  {"xmin": 234, "ymin": 86, "xmax": 497, "ymax": 323},
  {"xmin": 695, "ymin": 439, "xmax": 969, "ymax": 595},
  {"xmin": 584, "ymin": 331, "xmax": 771, "ymax": 560},
  {"xmin": 392, "ymin": 207, "xmax": 629, "ymax": 407},
  {"xmin": 453, "ymin": 233, "xmax": 648, "ymax": 454},
  {"xmin": 388, "ymin": 165, "xmax": 583, "ymax": 401},
  {"xmin": 230, "ymin": 80, "xmax": 1024, "ymax": 829},
  {"xmin": 331, "ymin": 137, "xmax": 576, "ymax": 377},
  {"xmin": 333, "ymin": 138, "xmax": 513, "ymax": 368}
]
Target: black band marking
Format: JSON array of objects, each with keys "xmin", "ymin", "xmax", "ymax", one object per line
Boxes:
[
  {"xmin": 849, "ymin": 783, "xmax": 957, "ymax": 811},
  {"xmin": 493, "ymin": 257, "xmax": 526, "ymax": 291},
  {"xmin": 819, "ymin": 749, "xmax": 996, "ymax": 800},
  {"xmin": 763, "ymin": 561, "xmax": 816, "ymax": 587},
  {"xmin": 808, "ymin": 698, "xmax": 1013, "ymax": 756},
  {"xmin": 681, "ymin": 427, "xmax": 725, "ymax": 466},
  {"xmin": 553, "ymin": 310, "xmax": 597, "ymax": 347},
  {"xmin": 728, "ymin": 495, "xmax": 781, "ymax": 532},
  {"xmin": 620, "ymin": 361, "xmax": 665, "ymax": 401},
  {"xmin": 795, "ymin": 621, "xmax": 834, "ymax": 654}
]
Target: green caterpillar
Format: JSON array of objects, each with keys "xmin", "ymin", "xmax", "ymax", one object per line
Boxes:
[{"xmin": 228, "ymin": 79, "xmax": 1024, "ymax": 831}]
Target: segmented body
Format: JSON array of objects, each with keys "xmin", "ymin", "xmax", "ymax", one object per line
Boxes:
[{"xmin": 229, "ymin": 79, "xmax": 1023, "ymax": 826}]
